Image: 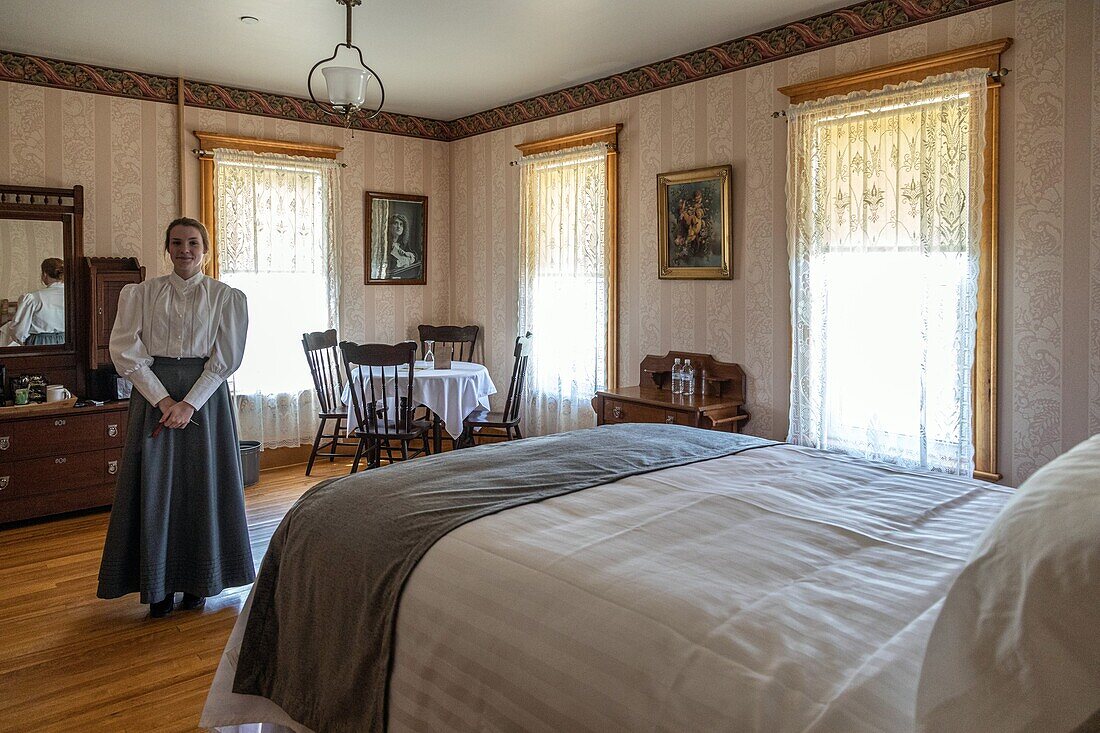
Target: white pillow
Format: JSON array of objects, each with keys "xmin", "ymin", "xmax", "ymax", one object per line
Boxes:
[{"xmin": 916, "ymin": 434, "xmax": 1100, "ymax": 732}]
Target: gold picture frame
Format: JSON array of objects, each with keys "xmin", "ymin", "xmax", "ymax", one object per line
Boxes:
[{"xmin": 657, "ymin": 165, "xmax": 733, "ymax": 280}]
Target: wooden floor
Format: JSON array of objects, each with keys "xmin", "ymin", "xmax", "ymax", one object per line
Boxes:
[{"xmin": 0, "ymin": 459, "xmax": 351, "ymax": 733}]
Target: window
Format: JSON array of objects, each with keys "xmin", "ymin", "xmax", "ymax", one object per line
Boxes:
[
  {"xmin": 782, "ymin": 41, "xmax": 1008, "ymax": 479},
  {"xmin": 196, "ymin": 132, "xmax": 342, "ymax": 448},
  {"xmin": 516, "ymin": 126, "xmax": 620, "ymax": 435}
]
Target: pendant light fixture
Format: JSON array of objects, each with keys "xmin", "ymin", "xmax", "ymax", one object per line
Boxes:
[{"xmin": 307, "ymin": 0, "xmax": 386, "ymax": 126}]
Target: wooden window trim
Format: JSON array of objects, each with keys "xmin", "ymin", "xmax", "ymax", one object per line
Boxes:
[
  {"xmin": 515, "ymin": 125, "xmax": 622, "ymax": 391},
  {"xmin": 193, "ymin": 131, "xmax": 343, "ymax": 279},
  {"xmin": 779, "ymin": 39, "xmax": 1011, "ymax": 482}
]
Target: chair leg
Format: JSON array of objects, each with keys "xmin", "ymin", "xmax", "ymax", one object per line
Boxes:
[
  {"xmin": 306, "ymin": 417, "xmax": 328, "ymax": 476},
  {"xmin": 351, "ymin": 435, "xmax": 366, "ymax": 474},
  {"xmin": 328, "ymin": 418, "xmax": 344, "ymax": 463},
  {"xmin": 512, "ymin": 425, "xmax": 522, "ymax": 440},
  {"xmin": 401, "ymin": 441, "xmax": 409, "ymax": 461},
  {"xmin": 423, "ymin": 433, "xmax": 431, "ymax": 455}
]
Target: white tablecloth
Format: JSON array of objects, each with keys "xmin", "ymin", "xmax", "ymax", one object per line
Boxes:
[{"xmin": 341, "ymin": 360, "xmax": 496, "ymax": 439}]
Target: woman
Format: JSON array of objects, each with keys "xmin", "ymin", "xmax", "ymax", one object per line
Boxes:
[
  {"xmin": 97, "ymin": 217, "xmax": 253, "ymax": 618},
  {"xmin": 387, "ymin": 214, "xmax": 420, "ymax": 277},
  {"xmin": 10, "ymin": 257, "xmax": 66, "ymax": 345}
]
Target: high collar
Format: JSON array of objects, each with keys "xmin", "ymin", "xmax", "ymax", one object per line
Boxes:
[
  {"xmin": 44, "ymin": 281, "xmax": 64, "ymax": 289},
  {"xmin": 169, "ymin": 270, "xmax": 205, "ymax": 292}
]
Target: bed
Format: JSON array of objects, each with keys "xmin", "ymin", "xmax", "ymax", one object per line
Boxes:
[{"xmin": 200, "ymin": 423, "xmax": 1100, "ymax": 733}]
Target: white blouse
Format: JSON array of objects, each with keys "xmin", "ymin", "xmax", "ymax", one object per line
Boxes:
[
  {"xmin": 110, "ymin": 272, "xmax": 248, "ymax": 410},
  {"xmin": 12, "ymin": 282, "xmax": 65, "ymax": 343}
]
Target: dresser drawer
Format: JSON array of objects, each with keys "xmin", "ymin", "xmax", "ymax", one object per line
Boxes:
[
  {"xmin": 103, "ymin": 410, "xmax": 129, "ymax": 449},
  {"xmin": 0, "ymin": 412, "xmax": 106, "ymax": 462},
  {"xmin": 602, "ymin": 399, "xmax": 691, "ymax": 426},
  {"xmin": 0, "ymin": 449, "xmax": 118, "ymax": 499}
]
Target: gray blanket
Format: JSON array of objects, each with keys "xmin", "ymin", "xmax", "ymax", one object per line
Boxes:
[{"xmin": 233, "ymin": 423, "xmax": 776, "ymax": 732}]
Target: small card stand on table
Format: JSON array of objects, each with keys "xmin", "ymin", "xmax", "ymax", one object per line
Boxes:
[
  {"xmin": 434, "ymin": 345, "xmax": 453, "ymax": 370},
  {"xmin": 592, "ymin": 351, "xmax": 750, "ymax": 433}
]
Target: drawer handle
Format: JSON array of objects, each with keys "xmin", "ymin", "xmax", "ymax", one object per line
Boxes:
[
  {"xmin": 55, "ymin": 456, "xmax": 67, "ymax": 465},
  {"xmin": 108, "ymin": 460, "xmax": 119, "ymax": 475},
  {"xmin": 611, "ymin": 406, "xmax": 624, "ymax": 419},
  {"xmin": 0, "ymin": 436, "xmax": 8, "ymax": 451},
  {"xmin": 665, "ymin": 414, "xmax": 676, "ymax": 424},
  {"xmin": 108, "ymin": 424, "xmax": 119, "ymax": 438},
  {"xmin": 54, "ymin": 419, "xmax": 67, "ymax": 427},
  {"xmin": 0, "ymin": 476, "xmax": 8, "ymax": 490}
]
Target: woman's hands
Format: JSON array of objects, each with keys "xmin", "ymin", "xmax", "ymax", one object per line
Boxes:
[{"xmin": 156, "ymin": 396, "xmax": 196, "ymax": 429}]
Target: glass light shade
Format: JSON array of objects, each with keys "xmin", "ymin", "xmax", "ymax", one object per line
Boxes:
[{"xmin": 322, "ymin": 66, "xmax": 370, "ymax": 108}]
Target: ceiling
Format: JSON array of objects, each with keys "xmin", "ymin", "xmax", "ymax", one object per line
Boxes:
[{"xmin": 0, "ymin": 0, "xmax": 843, "ymax": 120}]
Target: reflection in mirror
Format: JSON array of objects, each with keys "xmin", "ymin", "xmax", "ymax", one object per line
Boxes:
[{"xmin": 0, "ymin": 218, "xmax": 66, "ymax": 348}]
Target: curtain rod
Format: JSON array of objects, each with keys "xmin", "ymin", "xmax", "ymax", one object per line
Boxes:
[
  {"xmin": 770, "ymin": 67, "xmax": 1010, "ymax": 119},
  {"xmin": 191, "ymin": 148, "xmax": 348, "ymax": 168}
]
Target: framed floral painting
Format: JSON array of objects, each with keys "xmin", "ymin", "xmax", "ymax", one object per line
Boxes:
[
  {"xmin": 657, "ymin": 165, "xmax": 733, "ymax": 280},
  {"xmin": 365, "ymin": 191, "xmax": 428, "ymax": 285}
]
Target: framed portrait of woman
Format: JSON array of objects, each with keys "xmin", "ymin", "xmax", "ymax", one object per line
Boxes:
[{"xmin": 365, "ymin": 191, "xmax": 428, "ymax": 285}]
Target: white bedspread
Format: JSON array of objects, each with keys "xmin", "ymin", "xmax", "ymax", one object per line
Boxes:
[{"xmin": 202, "ymin": 444, "xmax": 1010, "ymax": 733}]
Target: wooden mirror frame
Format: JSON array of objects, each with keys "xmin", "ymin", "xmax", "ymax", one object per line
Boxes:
[
  {"xmin": 0, "ymin": 185, "xmax": 82, "ymax": 359},
  {"xmin": 0, "ymin": 185, "xmax": 86, "ymax": 394}
]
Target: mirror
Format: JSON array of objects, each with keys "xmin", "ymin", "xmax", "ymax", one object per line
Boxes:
[{"xmin": 0, "ymin": 217, "xmax": 68, "ymax": 348}]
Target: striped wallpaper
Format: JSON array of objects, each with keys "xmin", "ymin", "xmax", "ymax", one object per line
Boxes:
[
  {"xmin": 0, "ymin": 89, "xmax": 452, "ymax": 347},
  {"xmin": 448, "ymin": 0, "xmax": 1100, "ymax": 486},
  {"xmin": 2, "ymin": 0, "xmax": 1097, "ymax": 485}
]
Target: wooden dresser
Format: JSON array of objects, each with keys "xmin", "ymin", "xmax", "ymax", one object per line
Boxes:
[
  {"xmin": 0, "ymin": 401, "xmax": 129, "ymax": 523},
  {"xmin": 592, "ymin": 351, "xmax": 750, "ymax": 433}
]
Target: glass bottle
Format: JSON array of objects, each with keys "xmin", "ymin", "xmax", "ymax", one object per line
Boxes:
[
  {"xmin": 671, "ymin": 358, "xmax": 682, "ymax": 394},
  {"xmin": 423, "ymin": 339, "xmax": 435, "ymax": 367},
  {"xmin": 683, "ymin": 359, "xmax": 695, "ymax": 396}
]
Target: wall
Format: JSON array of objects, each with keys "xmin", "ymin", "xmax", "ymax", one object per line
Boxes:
[
  {"xmin": 0, "ymin": 85, "xmax": 452, "ymax": 347},
  {"xmin": 1, "ymin": 0, "xmax": 1097, "ymax": 485},
  {"xmin": 449, "ymin": 0, "xmax": 1100, "ymax": 486}
]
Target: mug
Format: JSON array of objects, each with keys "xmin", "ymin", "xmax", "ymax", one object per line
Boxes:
[
  {"xmin": 14, "ymin": 387, "xmax": 29, "ymax": 405},
  {"xmin": 46, "ymin": 384, "xmax": 72, "ymax": 403}
]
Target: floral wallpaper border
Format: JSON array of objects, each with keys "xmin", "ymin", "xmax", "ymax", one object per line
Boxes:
[
  {"xmin": 448, "ymin": 0, "xmax": 1012, "ymax": 139},
  {"xmin": 0, "ymin": 52, "xmax": 450, "ymax": 141},
  {"xmin": 0, "ymin": 0, "xmax": 1008, "ymax": 141}
]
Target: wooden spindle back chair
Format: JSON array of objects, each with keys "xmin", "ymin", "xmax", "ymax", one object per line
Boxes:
[
  {"xmin": 418, "ymin": 324, "xmax": 480, "ymax": 363},
  {"xmin": 460, "ymin": 332, "xmax": 533, "ymax": 446},
  {"xmin": 302, "ymin": 329, "xmax": 360, "ymax": 475},
  {"xmin": 339, "ymin": 340, "xmax": 432, "ymax": 471}
]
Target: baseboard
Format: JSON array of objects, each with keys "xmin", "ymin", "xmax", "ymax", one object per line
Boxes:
[{"xmin": 258, "ymin": 444, "xmax": 315, "ymax": 471}]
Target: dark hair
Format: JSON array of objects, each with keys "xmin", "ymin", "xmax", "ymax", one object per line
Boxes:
[
  {"xmin": 41, "ymin": 257, "xmax": 64, "ymax": 280},
  {"xmin": 163, "ymin": 217, "xmax": 210, "ymax": 253},
  {"xmin": 388, "ymin": 214, "xmax": 409, "ymax": 247}
]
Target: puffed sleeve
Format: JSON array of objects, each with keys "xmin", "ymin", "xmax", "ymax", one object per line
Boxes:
[
  {"xmin": 11, "ymin": 292, "xmax": 40, "ymax": 345},
  {"xmin": 183, "ymin": 287, "xmax": 248, "ymax": 411},
  {"xmin": 110, "ymin": 283, "xmax": 170, "ymax": 407}
]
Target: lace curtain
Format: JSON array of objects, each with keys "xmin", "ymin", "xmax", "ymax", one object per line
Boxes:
[
  {"xmin": 213, "ymin": 148, "xmax": 341, "ymax": 449},
  {"xmin": 786, "ymin": 69, "xmax": 988, "ymax": 475},
  {"xmin": 519, "ymin": 143, "xmax": 609, "ymax": 435}
]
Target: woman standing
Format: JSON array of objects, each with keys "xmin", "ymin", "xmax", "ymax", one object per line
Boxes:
[
  {"xmin": 9, "ymin": 257, "xmax": 66, "ymax": 345},
  {"xmin": 98, "ymin": 217, "xmax": 253, "ymax": 618}
]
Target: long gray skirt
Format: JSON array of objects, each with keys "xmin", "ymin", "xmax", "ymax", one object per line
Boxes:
[
  {"xmin": 97, "ymin": 357, "xmax": 255, "ymax": 603},
  {"xmin": 26, "ymin": 331, "xmax": 64, "ymax": 345}
]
